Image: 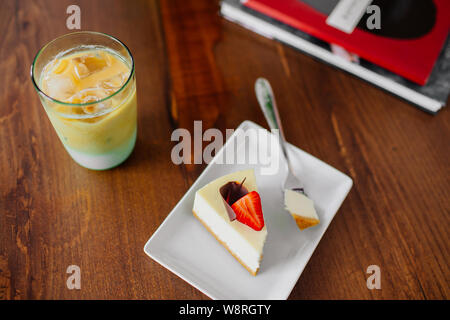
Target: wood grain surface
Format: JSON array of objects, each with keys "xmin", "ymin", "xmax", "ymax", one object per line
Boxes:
[{"xmin": 0, "ymin": 0, "xmax": 449, "ymax": 300}]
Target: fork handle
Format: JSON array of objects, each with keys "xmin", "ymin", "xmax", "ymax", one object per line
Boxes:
[{"xmin": 255, "ymin": 78, "xmax": 294, "ymax": 173}]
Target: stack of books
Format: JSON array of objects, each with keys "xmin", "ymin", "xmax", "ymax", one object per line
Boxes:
[{"xmin": 220, "ymin": 0, "xmax": 450, "ymax": 113}]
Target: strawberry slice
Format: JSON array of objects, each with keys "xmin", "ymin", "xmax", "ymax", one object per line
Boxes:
[{"xmin": 231, "ymin": 191, "xmax": 265, "ymax": 231}]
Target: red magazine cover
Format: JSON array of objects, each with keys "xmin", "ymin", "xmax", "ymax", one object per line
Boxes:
[{"xmin": 243, "ymin": 0, "xmax": 450, "ymax": 85}]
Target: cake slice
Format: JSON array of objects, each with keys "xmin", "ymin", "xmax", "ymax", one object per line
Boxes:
[
  {"xmin": 284, "ymin": 189, "xmax": 320, "ymax": 230},
  {"xmin": 192, "ymin": 169, "xmax": 267, "ymax": 275}
]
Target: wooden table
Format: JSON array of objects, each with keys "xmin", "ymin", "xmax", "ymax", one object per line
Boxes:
[{"xmin": 1, "ymin": 0, "xmax": 448, "ymax": 300}]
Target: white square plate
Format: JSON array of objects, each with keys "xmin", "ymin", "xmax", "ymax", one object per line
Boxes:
[{"xmin": 144, "ymin": 121, "xmax": 352, "ymax": 299}]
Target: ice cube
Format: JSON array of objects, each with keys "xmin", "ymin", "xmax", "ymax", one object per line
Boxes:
[
  {"xmin": 82, "ymin": 100, "xmax": 112, "ymax": 115},
  {"xmin": 66, "ymin": 87, "xmax": 112, "ymax": 114},
  {"xmin": 73, "ymin": 53, "xmax": 110, "ymax": 78},
  {"xmin": 73, "ymin": 61, "xmax": 90, "ymax": 79},
  {"xmin": 44, "ymin": 74, "xmax": 76, "ymax": 101},
  {"xmin": 67, "ymin": 87, "xmax": 108, "ymax": 102},
  {"xmin": 99, "ymin": 72, "xmax": 129, "ymax": 94},
  {"xmin": 52, "ymin": 59, "xmax": 70, "ymax": 74}
]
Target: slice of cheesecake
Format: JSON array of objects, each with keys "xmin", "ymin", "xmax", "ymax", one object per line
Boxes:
[
  {"xmin": 193, "ymin": 169, "xmax": 267, "ymax": 276},
  {"xmin": 285, "ymin": 189, "xmax": 320, "ymax": 230}
]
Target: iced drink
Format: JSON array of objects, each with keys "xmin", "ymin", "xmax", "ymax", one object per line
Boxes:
[{"xmin": 31, "ymin": 32, "xmax": 137, "ymax": 170}]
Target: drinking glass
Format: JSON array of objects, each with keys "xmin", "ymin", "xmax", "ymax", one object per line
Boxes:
[{"xmin": 31, "ymin": 31, "xmax": 137, "ymax": 170}]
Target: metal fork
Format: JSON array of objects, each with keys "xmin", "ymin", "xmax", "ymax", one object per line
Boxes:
[{"xmin": 254, "ymin": 77, "xmax": 306, "ymax": 195}]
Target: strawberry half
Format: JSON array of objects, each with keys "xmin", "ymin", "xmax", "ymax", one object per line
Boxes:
[{"xmin": 231, "ymin": 191, "xmax": 265, "ymax": 231}]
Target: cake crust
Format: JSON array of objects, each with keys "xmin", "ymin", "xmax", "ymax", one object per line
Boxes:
[
  {"xmin": 193, "ymin": 210, "xmax": 260, "ymax": 276},
  {"xmin": 292, "ymin": 214, "xmax": 320, "ymax": 230}
]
